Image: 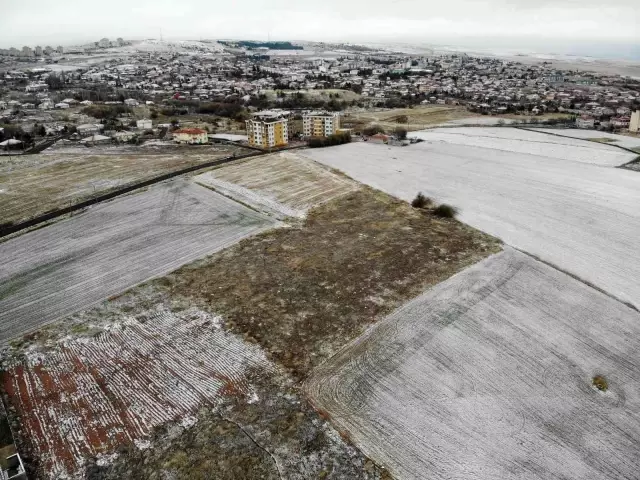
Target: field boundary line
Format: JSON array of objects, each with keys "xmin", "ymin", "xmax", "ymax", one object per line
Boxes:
[
  {"xmin": 516, "ymin": 126, "xmax": 640, "ymax": 157},
  {"xmin": 512, "ymin": 247, "xmax": 639, "ymax": 313}
]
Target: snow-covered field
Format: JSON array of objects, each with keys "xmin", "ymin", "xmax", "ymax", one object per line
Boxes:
[
  {"xmin": 195, "ymin": 152, "xmax": 358, "ymax": 218},
  {"xmin": 529, "ymin": 128, "xmax": 640, "ymax": 151},
  {"xmin": 0, "ymin": 180, "xmax": 275, "ymax": 342},
  {"xmin": 433, "ymin": 117, "xmax": 520, "ymax": 127},
  {"xmin": 103, "ymin": 39, "xmax": 225, "ymax": 54},
  {"xmin": 307, "ymin": 248, "xmax": 640, "ymax": 480},
  {"xmin": 2, "ymin": 304, "xmax": 269, "ymax": 478},
  {"xmin": 304, "ymin": 136, "xmax": 640, "ymax": 308},
  {"xmin": 411, "ymin": 127, "xmax": 635, "ymax": 165}
]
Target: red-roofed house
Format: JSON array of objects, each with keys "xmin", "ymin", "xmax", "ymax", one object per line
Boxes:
[{"xmin": 172, "ymin": 128, "xmax": 208, "ymax": 144}]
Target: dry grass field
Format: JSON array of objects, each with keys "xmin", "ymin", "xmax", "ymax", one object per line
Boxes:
[
  {"xmin": 343, "ymin": 106, "xmax": 572, "ymax": 132},
  {"xmin": 307, "ymin": 248, "xmax": 640, "ymax": 480},
  {"xmin": 0, "ymin": 145, "xmax": 249, "ymax": 225},
  {"xmin": 343, "ymin": 105, "xmax": 477, "ymax": 131},
  {"xmin": 195, "ymin": 152, "xmax": 358, "ymax": 218}
]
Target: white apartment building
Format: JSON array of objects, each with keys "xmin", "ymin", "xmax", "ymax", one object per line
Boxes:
[
  {"xmin": 630, "ymin": 110, "xmax": 640, "ymax": 133},
  {"xmin": 302, "ymin": 111, "xmax": 340, "ymax": 137},
  {"xmin": 246, "ymin": 112, "xmax": 288, "ymax": 148}
]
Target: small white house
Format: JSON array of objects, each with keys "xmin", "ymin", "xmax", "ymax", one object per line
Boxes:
[
  {"xmin": 124, "ymin": 98, "xmax": 139, "ymax": 107},
  {"xmin": 136, "ymin": 119, "xmax": 152, "ymax": 130},
  {"xmin": 77, "ymin": 124, "xmax": 104, "ymax": 135},
  {"xmin": 80, "ymin": 134, "xmax": 111, "ymax": 145},
  {"xmin": 112, "ymin": 131, "xmax": 136, "ymax": 142},
  {"xmin": 55, "ymin": 102, "xmax": 70, "ymax": 109},
  {"xmin": 172, "ymin": 128, "xmax": 208, "ymax": 144},
  {"xmin": 38, "ymin": 100, "xmax": 54, "ymax": 110},
  {"xmin": 576, "ymin": 115, "xmax": 595, "ymax": 129}
]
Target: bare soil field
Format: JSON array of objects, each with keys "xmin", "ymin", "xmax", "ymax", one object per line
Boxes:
[
  {"xmin": 1, "ymin": 289, "xmax": 388, "ymax": 480},
  {"xmin": 343, "ymin": 107, "xmax": 568, "ymax": 132},
  {"xmin": 307, "ymin": 248, "xmax": 640, "ymax": 480},
  {"xmin": 1, "ymin": 186, "xmax": 498, "ymax": 479},
  {"xmin": 344, "ymin": 105, "xmax": 477, "ymax": 131},
  {"xmin": 194, "ymin": 152, "xmax": 358, "ymax": 218},
  {"xmin": 0, "ymin": 180, "xmax": 274, "ymax": 342},
  {"xmin": 0, "ymin": 145, "xmax": 249, "ymax": 224},
  {"xmin": 2, "ymin": 302, "xmax": 269, "ymax": 477},
  {"xmin": 304, "ymin": 135, "xmax": 640, "ymax": 308}
]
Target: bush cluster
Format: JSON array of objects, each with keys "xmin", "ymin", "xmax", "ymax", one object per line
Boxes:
[
  {"xmin": 308, "ymin": 132, "xmax": 352, "ymax": 148},
  {"xmin": 411, "ymin": 192, "xmax": 459, "ymax": 218}
]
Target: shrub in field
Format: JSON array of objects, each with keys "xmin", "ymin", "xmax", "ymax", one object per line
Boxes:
[
  {"xmin": 592, "ymin": 375, "xmax": 608, "ymax": 391},
  {"xmin": 363, "ymin": 124, "xmax": 385, "ymax": 136},
  {"xmin": 411, "ymin": 192, "xmax": 432, "ymax": 209},
  {"xmin": 433, "ymin": 204, "xmax": 459, "ymax": 218}
]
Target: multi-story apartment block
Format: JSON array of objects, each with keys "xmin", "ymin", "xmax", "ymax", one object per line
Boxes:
[
  {"xmin": 302, "ymin": 111, "xmax": 340, "ymax": 137},
  {"xmin": 246, "ymin": 111, "xmax": 288, "ymax": 148}
]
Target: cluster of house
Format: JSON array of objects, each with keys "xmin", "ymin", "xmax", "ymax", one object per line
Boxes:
[
  {"xmin": 1, "ymin": 46, "xmax": 639, "ymax": 150},
  {"xmin": 167, "ymin": 110, "xmax": 343, "ymax": 148},
  {"xmin": 0, "ymin": 38, "xmax": 126, "ymax": 58}
]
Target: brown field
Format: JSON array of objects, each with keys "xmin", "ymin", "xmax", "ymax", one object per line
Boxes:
[
  {"xmin": 0, "ymin": 145, "xmax": 249, "ymax": 225},
  {"xmin": 343, "ymin": 106, "xmax": 572, "ymax": 132},
  {"xmin": 1, "ymin": 180, "xmax": 498, "ymax": 479},
  {"xmin": 195, "ymin": 152, "xmax": 358, "ymax": 218},
  {"xmin": 167, "ymin": 187, "xmax": 500, "ymax": 379},
  {"xmin": 343, "ymin": 105, "xmax": 476, "ymax": 131}
]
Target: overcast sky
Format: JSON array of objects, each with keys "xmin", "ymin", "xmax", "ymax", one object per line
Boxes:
[{"xmin": 0, "ymin": 0, "xmax": 638, "ymax": 49}]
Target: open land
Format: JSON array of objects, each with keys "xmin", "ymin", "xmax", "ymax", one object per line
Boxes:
[
  {"xmin": 304, "ymin": 129, "xmax": 640, "ymax": 308},
  {"xmin": 343, "ymin": 106, "xmax": 570, "ymax": 132},
  {"xmin": 0, "ymin": 178, "xmax": 499, "ymax": 479},
  {"xmin": 412, "ymin": 127, "xmax": 636, "ymax": 165},
  {"xmin": 195, "ymin": 152, "xmax": 358, "ymax": 218},
  {"xmin": 0, "ymin": 145, "xmax": 250, "ymax": 225},
  {"xmin": 343, "ymin": 106, "xmax": 481, "ymax": 131},
  {"xmin": 307, "ymin": 247, "xmax": 640, "ymax": 480},
  {"xmin": 0, "ymin": 179, "xmax": 274, "ymax": 342},
  {"xmin": 528, "ymin": 128, "xmax": 640, "ymax": 151}
]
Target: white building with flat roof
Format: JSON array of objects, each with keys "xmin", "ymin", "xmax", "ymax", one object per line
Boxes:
[{"xmin": 303, "ymin": 111, "xmax": 340, "ymax": 138}]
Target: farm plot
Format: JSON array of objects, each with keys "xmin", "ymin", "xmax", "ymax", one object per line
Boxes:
[
  {"xmin": 1, "ymin": 288, "xmax": 389, "ymax": 480},
  {"xmin": 411, "ymin": 127, "xmax": 635, "ymax": 166},
  {"xmin": 0, "ymin": 179, "xmax": 275, "ymax": 342},
  {"xmin": 304, "ymin": 140, "xmax": 640, "ymax": 308},
  {"xmin": 1, "ymin": 304, "xmax": 270, "ymax": 478},
  {"xmin": 307, "ymin": 248, "xmax": 640, "ymax": 480},
  {"xmin": 529, "ymin": 128, "xmax": 640, "ymax": 151},
  {"xmin": 195, "ymin": 152, "xmax": 358, "ymax": 218},
  {"xmin": 0, "ymin": 184, "xmax": 498, "ymax": 479},
  {"xmin": 0, "ymin": 146, "xmax": 248, "ymax": 224}
]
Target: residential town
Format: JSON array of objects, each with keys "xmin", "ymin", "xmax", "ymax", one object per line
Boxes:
[{"xmin": 1, "ymin": 38, "xmax": 639, "ymax": 152}]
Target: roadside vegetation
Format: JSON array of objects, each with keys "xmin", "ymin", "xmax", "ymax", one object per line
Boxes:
[{"xmin": 307, "ymin": 132, "xmax": 351, "ymax": 148}]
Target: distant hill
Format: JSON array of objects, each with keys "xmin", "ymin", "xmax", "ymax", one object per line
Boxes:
[{"xmin": 219, "ymin": 40, "xmax": 303, "ymax": 50}]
